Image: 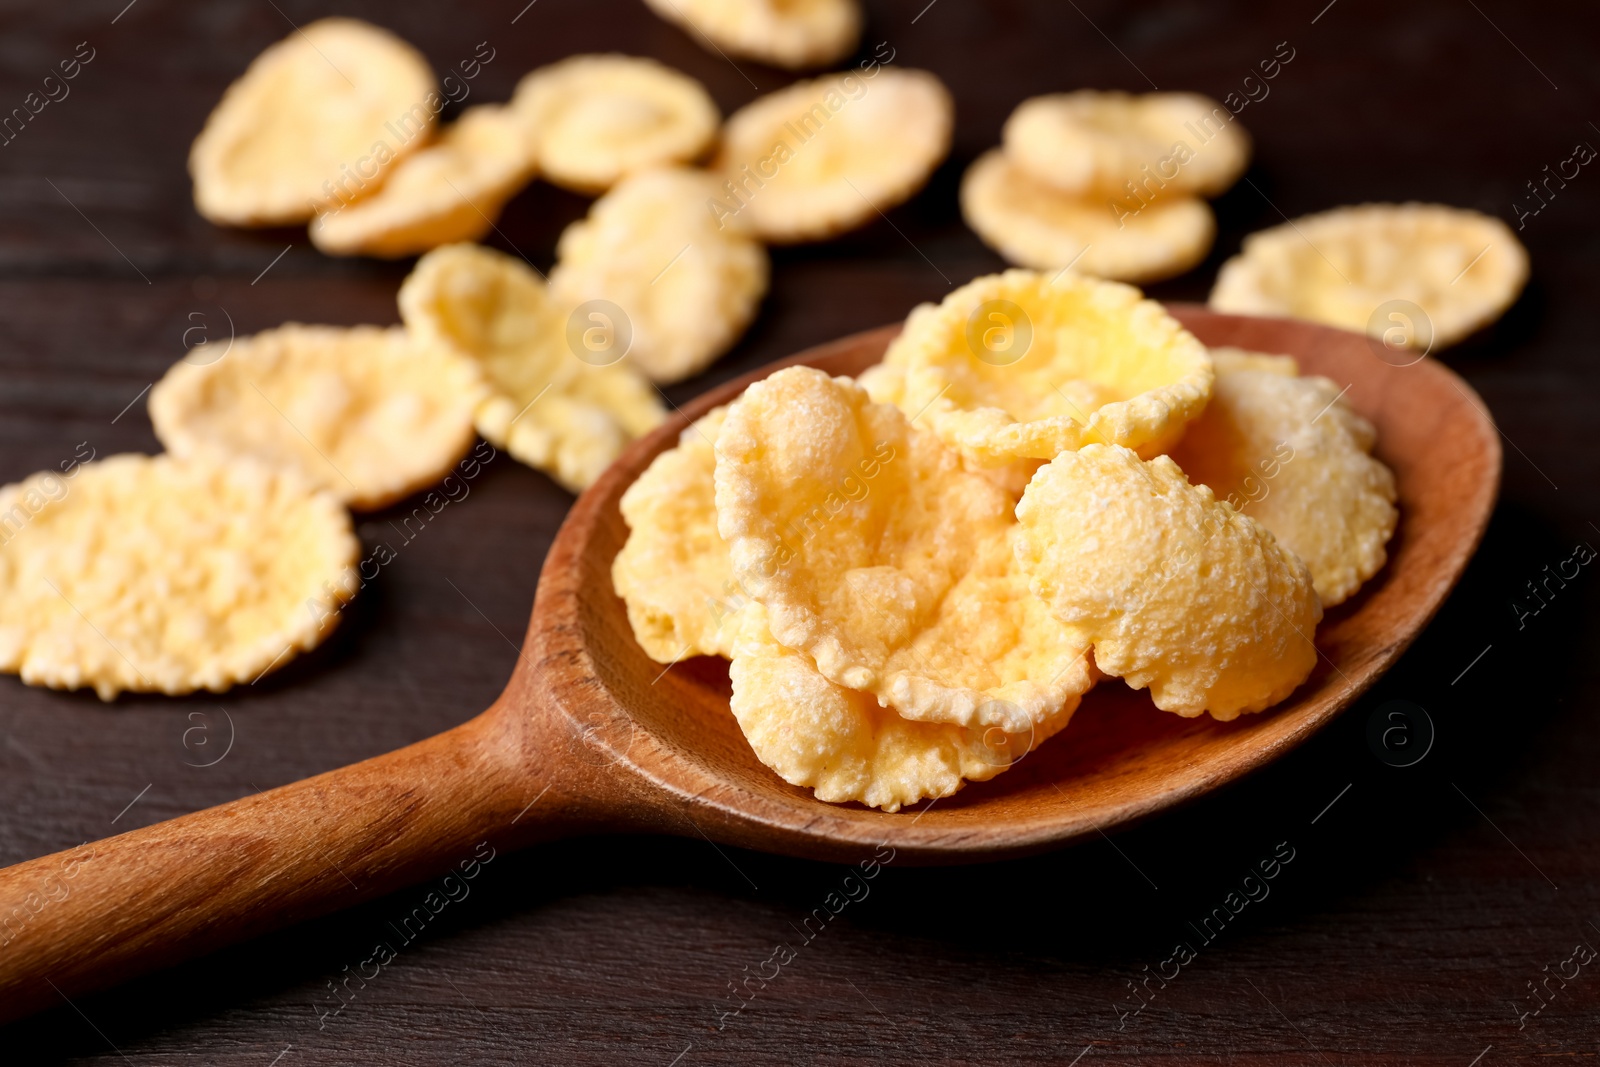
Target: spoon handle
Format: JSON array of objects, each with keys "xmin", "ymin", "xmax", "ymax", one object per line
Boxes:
[{"xmin": 0, "ymin": 708, "xmax": 569, "ymax": 1024}]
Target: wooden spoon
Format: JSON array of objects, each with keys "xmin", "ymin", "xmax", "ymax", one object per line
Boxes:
[{"xmin": 0, "ymin": 309, "xmax": 1498, "ymax": 1023}]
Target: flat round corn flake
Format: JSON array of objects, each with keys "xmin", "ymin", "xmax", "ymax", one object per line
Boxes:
[
  {"xmin": 612, "ymin": 405, "xmax": 740, "ymax": 662},
  {"xmin": 961, "ymin": 149, "xmax": 1215, "ymax": 283},
  {"xmin": 0, "ymin": 454, "xmax": 359, "ymax": 700},
  {"xmin": 310, "ymin": 104, "xmax": 536, "ymax": 258},
  {"xmin": 1170, "ymin": 362, "xmax": 1397, "ymax": 607},
  {"xmin": 550, "ymin": 168, "xmax": 769, "ymax": 384},
  {"xmin": 512, "ymin": 54, "xmax": 718, "ymax": 194},
  {"xmin": 880, "ymin": 269, "xmax": 1213, "ymax": 466},
  {"xmin": 643, "ymin": 0, "xmax": 861, "ymax": 70},
  {"xmin": 714, "ymin": 365, "xmax": 1094, "ymax": 732},
  {"xmin": 190, "ymin": 17, "xmax": 436, "ymax": 226},
  {"xmin": 399, "ymin": 243, "xmax": 665, "ymax": 492},
  {"xmin": 729, "ymin": 603, "xmax": 1075, "ymax": 812},
  {"xmin": 1016, "ymin": 444, "xmax": 1321, "ymax": 720},
  {"xmin": 713, "ymin": 68, "xmax": 953, "ymax": 244},
  {"xmin": 1003, "ymin": 91, "xmax": 1250, "ymax": 198},
  {"xmin": 150, "ymin": 323, "xmax": 482, "ymax": 512},
  {"xmin": 1208, "ymin": 203, "xmax": 1530, "ymax": 350}
]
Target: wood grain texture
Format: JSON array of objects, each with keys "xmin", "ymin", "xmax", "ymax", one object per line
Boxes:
[{"xmin": 1, "ymin": 0, "xmax": 1597, "ymax": 1063}]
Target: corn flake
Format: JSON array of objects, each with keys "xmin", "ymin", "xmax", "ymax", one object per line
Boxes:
[
  {"xmin": 714, "ymin": 68, "xmax": 953, "ymax": 244},
  {"xmin": 399, "ymin": 243, "xmax": 665, "ymax": 492},
  {"xmin": 612, "ymin": 405, "xmax": 740, "ymax": 662},
  {"xmin": 150, "ymin": 323, "xmax": 482, "ymax": 512},
  {"xmin": 1016, "ymin": 444, "xmax": 1321, "ymax": 720},
  {"xmin": 1208, "ymin": 203, "xmax": 1530, "ymax": 350},
  {"xmin": 881, "ymin": 269, "xmax": 1213, "ymax": 465},
  {"xmin": 551, "ymin": 168, "xmax": 768, "ymax": 384},
  {"xmin": 1170, "ymin": 358, "xmax": 1397, "ymax": 607},
  {"xmin": 190, "ymin": 18, "xmax": 435, "ymax": 226},
  {"xmin": 962, "ymin": 149, "xmax": 1215, "ymax": 283},
  {"xmin": 0, "ymin": 454, "xmax": 359, "ymax": 700},
  {"xmin": 512, "ymin": 54, "xmax": 718, "ymax": 194},
  {"xmin": 729, "ymin": 603, "xmax": 1075, "ymax": 811},
  {"xmin": 1003, "ymin": 91, "xmax": 1250, "ymax": 198},
  {"xmin": 714, "ymin": 365, "xmax": 1094, "ymax": 732},
  {"xmin": 642, "ymin": 0, "xmax": 861, "ymax": 70},
  {"xmin": 310, "ymin": 104, "xmax": 536, "ymax": 258}
]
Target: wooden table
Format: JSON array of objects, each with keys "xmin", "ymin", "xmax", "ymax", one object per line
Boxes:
[{"xmin": 2, "ymin": 1, "xmax": 1595, "ymax": 1062}]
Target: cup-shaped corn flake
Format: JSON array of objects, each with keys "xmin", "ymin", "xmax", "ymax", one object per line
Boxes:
[
  {"xmin": 150, "ymin": 323, "xmax": 483, "ymax": 512},
  {"xmin": 399, "ymin": 243, "xmax": 664, "ymax": 492},
  {"xmin": 190, "ymin": 18, "xmax": 435, "ymax": 226},
  {"xmin": 512, "ymin": 54, "xmax": 718, "ymax": 194},
  {"xmin": 1170, "ymin": 353, "xmax": 1398, "ymax": 607},
  {"xmin": 729, "ymin": 603, "xmax": 1075, "ymax": 811},
  {"xmin": 880, "ymin": 269, "xmax": 1213, "ymax": 467},
  {"xmin": 643, "ymin": 0, "xmax": 861, "ymax": 70},
  {"xmin": 1002, "ymin": 91, "xmax": 1250, "ymax": 198},
  {"xmin": 961, "ymin": 150, "xmax": 1215, "ymax": 283},
  {"xmin": 310, "ymin": 104, "xmax": 537, "ymax": 258},
  {"xmin": 713, "ymin": 68, "xmax": 953, "ymax": 244},
  {"xmin": 0, "ymin": 455, "xmax": 359, "ymax": 700},
  {"xmin": 1208, "ymin": 203, "xmax": 1530, "ymax": 351},
  {"xmin": 715, "ymin": 365, "xmax": 1094, "ymax": 732},
  {"xmin": 613, "ymin": 406, "xmax": 741, "ymax": 662},
  {"xmin": 1016, "ymin": 444, "xmax": 1322, "ymax": 720},
  {"xmin": 550, "ymin": 168, "xmax": 769, "ymax": 384}
]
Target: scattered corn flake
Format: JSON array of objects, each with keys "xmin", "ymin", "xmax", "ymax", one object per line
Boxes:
[
  {"xmin": 550, "ymin": 168, "xmax": 768, "ymax": 384},
  {"xmin": 398, "ymin": 243, "xmax": 664, "ymax": 492},
  {"xmin": 714, "ymin": 68, "xmax": 953, "ymax": 244},
  {"xmin": 150, "ymin": 323, "xmax": 483, "ymax": 511},
  {"xmin": 881, "ymin": 269, "xmax": 1213, "ymax": 465},
  {"xmin": 190, "ymin": 17, "xmax": 435, "ymax": 226},
  {"xmin": 310, "ymin": 104, "xmax": 536, "ymax": 258},
  {"xmin": 0, "ymin": 454, "xmax": 359, "ymax": 700},
  {"xmin": 512, "ymin": 54, "xmax": 718, "ymax": 194},
  {"xmin": 962, "ymin": 149, "xmax": 1215, "ymax": 283},
  {"xmin": 1003, "ymin": 90, "xmax": 1250, "ymax": 198},
  {"xmin": 1208, "ymin": 203, "xmax": 1529, "ymax": 350}
]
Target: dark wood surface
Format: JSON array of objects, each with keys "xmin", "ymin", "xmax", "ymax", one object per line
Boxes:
[{"xmin": 0, "ymin": 0, "xmax": 1594, "ymax": 1062}]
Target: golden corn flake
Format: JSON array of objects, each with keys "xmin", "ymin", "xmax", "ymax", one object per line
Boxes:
[
  {"xmin": 714, "ymin": 365, "xmax": 1094, "ymax": 733},
  {"xmin": 1003, "ymin": 91, "xmax": 1250, "ymax": 198},
  {"xmin": 550, "ymin": 168, "xmax": 769, "ymax": 384},
  {"xmin": 961, "ymin": 149, "xmax": 1215, "ymax": 283},
  {"xmin": 398, "ymin": 243, "xmax": 665, "ymax": 492},
  {"xmin": 644, "ymin": 0, "xmax": 861, "ymax": 70},
  {"xmin": 150, "ymin": 323, "xmax": 482, "ymax": 512},
  {"xmin": 1170, "ymin": 361, "xmax": 1397, "ymax": 607},
  {"xmin": 1017, "ymin": 444, "xmax": 1321, "ymax": 720},
  {"xmin": 713, "ymin": 68, "xmax": 953, "ymax": 244},
  {"xmin": 190, "ymin": 17, "xmax": 435, "ymax": 226},
  {"xmin": 1208, "ymin": 203, "xmax": 1530, "ymax": 350},
  {"xmin": 310, "ymin": 104, "xmax": 536, "ymax": 258},
  {"xmin": 729, "ymin": 603, "xmax": 1075, "ymax": 812},
  {"xmin": 0, "ymin": 454, "xmax": 359, "ymax": 700},
  {"xmin": 881, "ymin": 269, "xmax": 1213, "ymax": 467},
  {"xmin": 612, "ymin": 405, "xmax": 739, "ymax": 662},
  {"xmin": 512, "ymin": 54, "xmax": 718, "ymax": 194}
]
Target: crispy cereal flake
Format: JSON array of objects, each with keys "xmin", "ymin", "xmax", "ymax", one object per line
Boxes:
[{"xmin": 0, "ymin": 454, "xmax": 359, "ymax": 700}]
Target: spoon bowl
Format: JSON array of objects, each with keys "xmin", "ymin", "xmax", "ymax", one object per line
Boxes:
[{"xmin": 0, "ymin": 308, "xmax": 1499, "ymax": 1022}]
